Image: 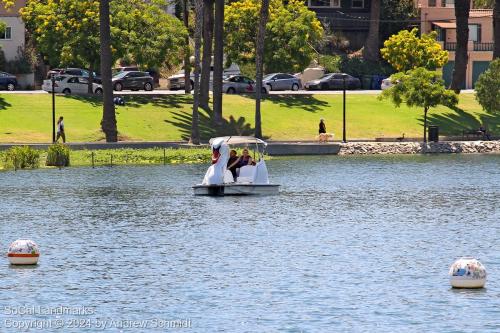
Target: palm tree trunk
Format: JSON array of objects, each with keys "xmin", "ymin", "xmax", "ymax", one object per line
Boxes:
[
  {"xmin": 363, "ymin": 0, "xmax": 380, "ymax": 62},
  {"xmin": 200, "ymin": 0, "xmax": 214, "ymax": 108},
  {"xmin": 212, "ymin": 0, "xmax": 224, "ymax": 125},
  {"xmin": 254, "ymin": 0, "xmax": 270, "ymax": 139},
  {"xmin": 423, "ymin": 107, "xmax": 428, "ymax": 143},
  {"xmin": 494, "ymin": 0, "xmax": 500, "ymax": 58},
  {"xmin": 183, "ymin": 0, "xmax": 192, "ymax": 94},
  {"xmin": 450, "ymin": 0, "xmax": 471, "ymax": 93},
  {"xmin": 99, "ymin": 0, "xmax": 117, "ymax": 142},
  {"xmin": 190, "ymin": 0, "xmax": 203, "ymax": 144}
]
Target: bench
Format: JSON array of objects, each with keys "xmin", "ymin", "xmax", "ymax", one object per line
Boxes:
[{"xmin": 462, "ymin": 129, "xmax": 491, "ymax": 140}]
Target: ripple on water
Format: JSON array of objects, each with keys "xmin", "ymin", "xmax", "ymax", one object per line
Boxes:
[{"xmin": 0, "ymin": 155, "xmax": 499, "ymax": 332}]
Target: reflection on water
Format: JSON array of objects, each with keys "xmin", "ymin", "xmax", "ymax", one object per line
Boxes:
[{"xmin": 1, "ymin": 154, "xmax": 499, "ymax": 332}]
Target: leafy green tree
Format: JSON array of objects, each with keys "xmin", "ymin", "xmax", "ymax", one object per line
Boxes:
[
  {"xmin": 381, "ymin": 28, "xmax": 449, "ymax": 72},
  {"xmin": 475, "ymin": 59, "xmax": 500, "ymax": 114},
  {"xmin": 224, "ymin": 0, "xmax": 323, "ymax": 73},
  {"xmin": 380, "ymin": 68, "xmax": 458, "ymax": 142},
  {"xmin": 473, "ymin": 0, "xmax": 494, "ymax": 8},
  {"xmin": 20, "ymin": 0, "xmax": 186, "ymax": 76}
]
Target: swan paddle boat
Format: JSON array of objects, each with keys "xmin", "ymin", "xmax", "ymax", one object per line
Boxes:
[{"xmin": 193, "ymin": 136, "xmax": 280, "ymax": 196}]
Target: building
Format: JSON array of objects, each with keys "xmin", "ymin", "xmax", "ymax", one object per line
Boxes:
[
  {"xmin": 0, "ymin": 0, "xmax": 26, "ymax": 62},
  {"xmin": 418, "ymin": 0, "xmax": 494, "ymax": 88},
  {"xmin": 307, "ymin": 0, "xmax": 371, "ymax": 50}
]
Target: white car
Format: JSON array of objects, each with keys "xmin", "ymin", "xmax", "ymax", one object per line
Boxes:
[
  {"xmin": 42, "ymin": 75, "xmax": 103, "ymax": 95},
  {"xmin": 381, "ymin": 78, "xmax": 394, "ymax": 90},
  {"xmin": 168, "ymin": 63, "xmax": 241, "ymax": 90}
]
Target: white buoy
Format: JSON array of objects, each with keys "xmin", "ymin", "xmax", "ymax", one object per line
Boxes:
[
  {"xmin": 449, "ymin": 257, "xmax": 486, "ymax": 288},
  {"xmin": 7, "ymin": 239, "xmax": 40, "ymax": 265}
]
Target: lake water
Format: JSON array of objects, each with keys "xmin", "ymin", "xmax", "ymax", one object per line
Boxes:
[{"xmin": 1, "ymin": 155, "xmax": 499, "ymax": 332}]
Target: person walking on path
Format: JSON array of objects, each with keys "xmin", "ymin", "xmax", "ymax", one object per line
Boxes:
[
  {"xmin": 56, "ymin": 116, "xmax": 66, "ymax": 143},
  {"xmin": 319, "ymin": 118, "xmax": 326, "ymax": 134}
]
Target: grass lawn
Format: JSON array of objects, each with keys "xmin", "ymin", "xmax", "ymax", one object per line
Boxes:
[{"xmin": 0, "ymin": 93, "xmax": 496, "ymax": 143}]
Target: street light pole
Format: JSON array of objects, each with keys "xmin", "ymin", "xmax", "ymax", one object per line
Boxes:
[
  {"xmin": 51, "ymin": 74, "xmax": 56, "ymax": 143},
  {"xmin": 342, "ymin": 74, "xmax": 347, "ymax": 143}
]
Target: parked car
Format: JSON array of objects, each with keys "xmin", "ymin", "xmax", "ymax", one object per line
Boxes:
[
  {"xmin": 168, "ymin": 63, "xmax": 241, "ymax": 90},
  {"xmin": 223, "ymin": 75, "xmax": 269, "ymax": 94},
  {"xmin": 381, "ymin": 78, "xmax": 394, "ymax": 90},
  {"xmin": 0, "ymin": 71, "xmax": 17, "ymax": 91},
  {"xmin": 304, "ymin": 73, "xmax": 361, "ymax": 90},
  {"xmin": 42, "ymin": 75, "xmax": 103, "ymax": 95},
  {"xmin": 263, "ymin": 73, "xmax": 301, "ymax": 91},
  {"xmin": 47, "ymin": 68, "xmax": 101, "ymax": 83},
  {"xmin": 112, "ymin": 66, "xmax": 139, "ymax": 75},
  {"xmin": 112, "ymin": 71, "xmax": 154, "ymax": 91}
]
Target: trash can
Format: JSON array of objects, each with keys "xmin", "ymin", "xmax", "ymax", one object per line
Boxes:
[
  {"xmin": 428, "ymin": 125, "xmax": 439, "ymax": 142},
  {"xmin": 362, "ymin": 75, "xmax": 373, "ymax": 90}
]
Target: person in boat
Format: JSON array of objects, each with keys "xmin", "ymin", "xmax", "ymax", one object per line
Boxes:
[
  {"xmin": 238, "ymin": 148, "xmax": 253, "ymax": 167},
  {"xmin": 227, "ymin": 149, "xmax": 239, "ymax": 180}
]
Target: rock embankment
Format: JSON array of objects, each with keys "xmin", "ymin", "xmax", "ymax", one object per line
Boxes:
[{"xmin": 338, "ymin": 141, "xmax": 500, "ymax": 155}]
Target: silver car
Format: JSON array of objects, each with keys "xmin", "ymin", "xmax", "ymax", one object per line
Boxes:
[
  {"xmin": 223, "ymin": 75, "xmax": 269, "ymax": 94},
  {"xmin": 263, "ymin": 73, "xmax": 301, "ymax": 91}
]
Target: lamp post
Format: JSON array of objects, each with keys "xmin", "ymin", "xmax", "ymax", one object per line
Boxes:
[
  {"xmin": 51, "ymin": 74, "xmax": 56, "ymax": 143},
  {"xmin": 342, "ymin": 73, "xmax": 347, "ymax": 143}
]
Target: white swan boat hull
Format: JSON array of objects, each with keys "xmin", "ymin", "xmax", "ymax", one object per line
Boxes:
[{"xmin": 193, "ymin": 183, "xmax": 280, "ymax": 196}]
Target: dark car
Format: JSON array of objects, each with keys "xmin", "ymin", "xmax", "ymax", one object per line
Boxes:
[
  {"xmin": 263, "ymin": 73, "xmax": 301, "ymax": 91},
  {"xmin": 304, "ymin": 73, "xmax": 361, "ymax": 90},
  {"xmin": 112, "ymin": 71, "xmax": 154, "ymax": 91},
  {"xmin": 49, "ymin": 68, "xmax": 101, "ymax": 83},
  {"xmin": 0, "ymin": 71, "xmax": 17, "ymax": 91}
]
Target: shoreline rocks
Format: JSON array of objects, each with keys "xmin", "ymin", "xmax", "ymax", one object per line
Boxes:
[{"xmin": 338, "ymin": 141, "xmax": 500, "ymax": 155}]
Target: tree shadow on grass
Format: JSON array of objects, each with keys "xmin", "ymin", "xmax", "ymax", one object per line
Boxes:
[
  {"xmin": 422, "ymin": 106, "xmax": 500, "ymax": 136},
  {"xmin": 62, "ymin": 94, "xmax": 193, "ymax": 109},
  {"xmin": 165, "ymin": 106, "xmax": 263, "ymax": 142},
  {"xmin": 263, "ymin": 94, "xmax": 330, "ymax": 113},
  {"xmin": 0, "ymin": 97, "xmax": 12, "ymax": 110}
]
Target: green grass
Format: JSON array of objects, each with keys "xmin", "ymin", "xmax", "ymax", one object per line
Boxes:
[
  {"xmin": 0, "ymin": 93, "xmax": 496, "ymax": 143},
  {"xmin": 0, "ymin": 147, "xmax": 212, "ymax": 171}
]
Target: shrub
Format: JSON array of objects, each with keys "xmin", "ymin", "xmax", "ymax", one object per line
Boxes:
[
  {"xmin": 318, "ymin": 54, "xmax": 342, "ymax": 73},
  {"xmin": 46, "ymin": 144, "xmax": 70, "ymax": 167},
  {"xmin": 475, "ymin": 59, "xmax": 500, "ymax": 114},
  {"xmin": 340, "ymin": 55, "xmax": 394, "ymax": 78},
  {"xmin": 3, "ymin": 146, "xmax": 40, "ymax": 170}
]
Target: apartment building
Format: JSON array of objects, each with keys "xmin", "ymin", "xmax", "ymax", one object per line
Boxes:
[
  {"xmin": 418, "ymin": 0, "xmax": 494, "ymax": 88},
  {"xmin": 307, "ymin": 0, "xmax": 372, "ymax": 50},
  {"xmin": 0, "ymin": 0, "xmax": 26, "ymax": 61}
]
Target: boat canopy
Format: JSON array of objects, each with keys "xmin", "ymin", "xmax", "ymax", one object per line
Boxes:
[{"xmin": 209, "ymin": 136, "xmax": 267, "ymax": 146}]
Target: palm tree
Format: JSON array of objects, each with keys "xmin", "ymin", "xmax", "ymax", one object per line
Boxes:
[
  {"xmin": 363, "ymin": 0, "xmax": 381, "ymax": 62},
  {"xmin": 183, "ymin": 0, "xmax": 192, "ymax": 94},
  {"xmin": 212, "ymin": 0, "xmax": 224, "ymax": 125},
  {"xmin": 99, "ymin": 0, "xmax": 117, "ymax": 142},
  {"xmin": 450, "ymin": 0, "xmax": 471, "ymax": 93},
  {"xmin": 200, "ymin": 0, "xmax": 214, "ymax": 108},
  {"xmin": 254, "ymin": 0, "xmax": 270, "ymax": 139},
  {"xmin": 494, "ymin": 0, "xmax": 500, "ymax": 58},
  {"xmin": 190, "ymin": 0, "xmax": 204, "ymax": 144}
]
